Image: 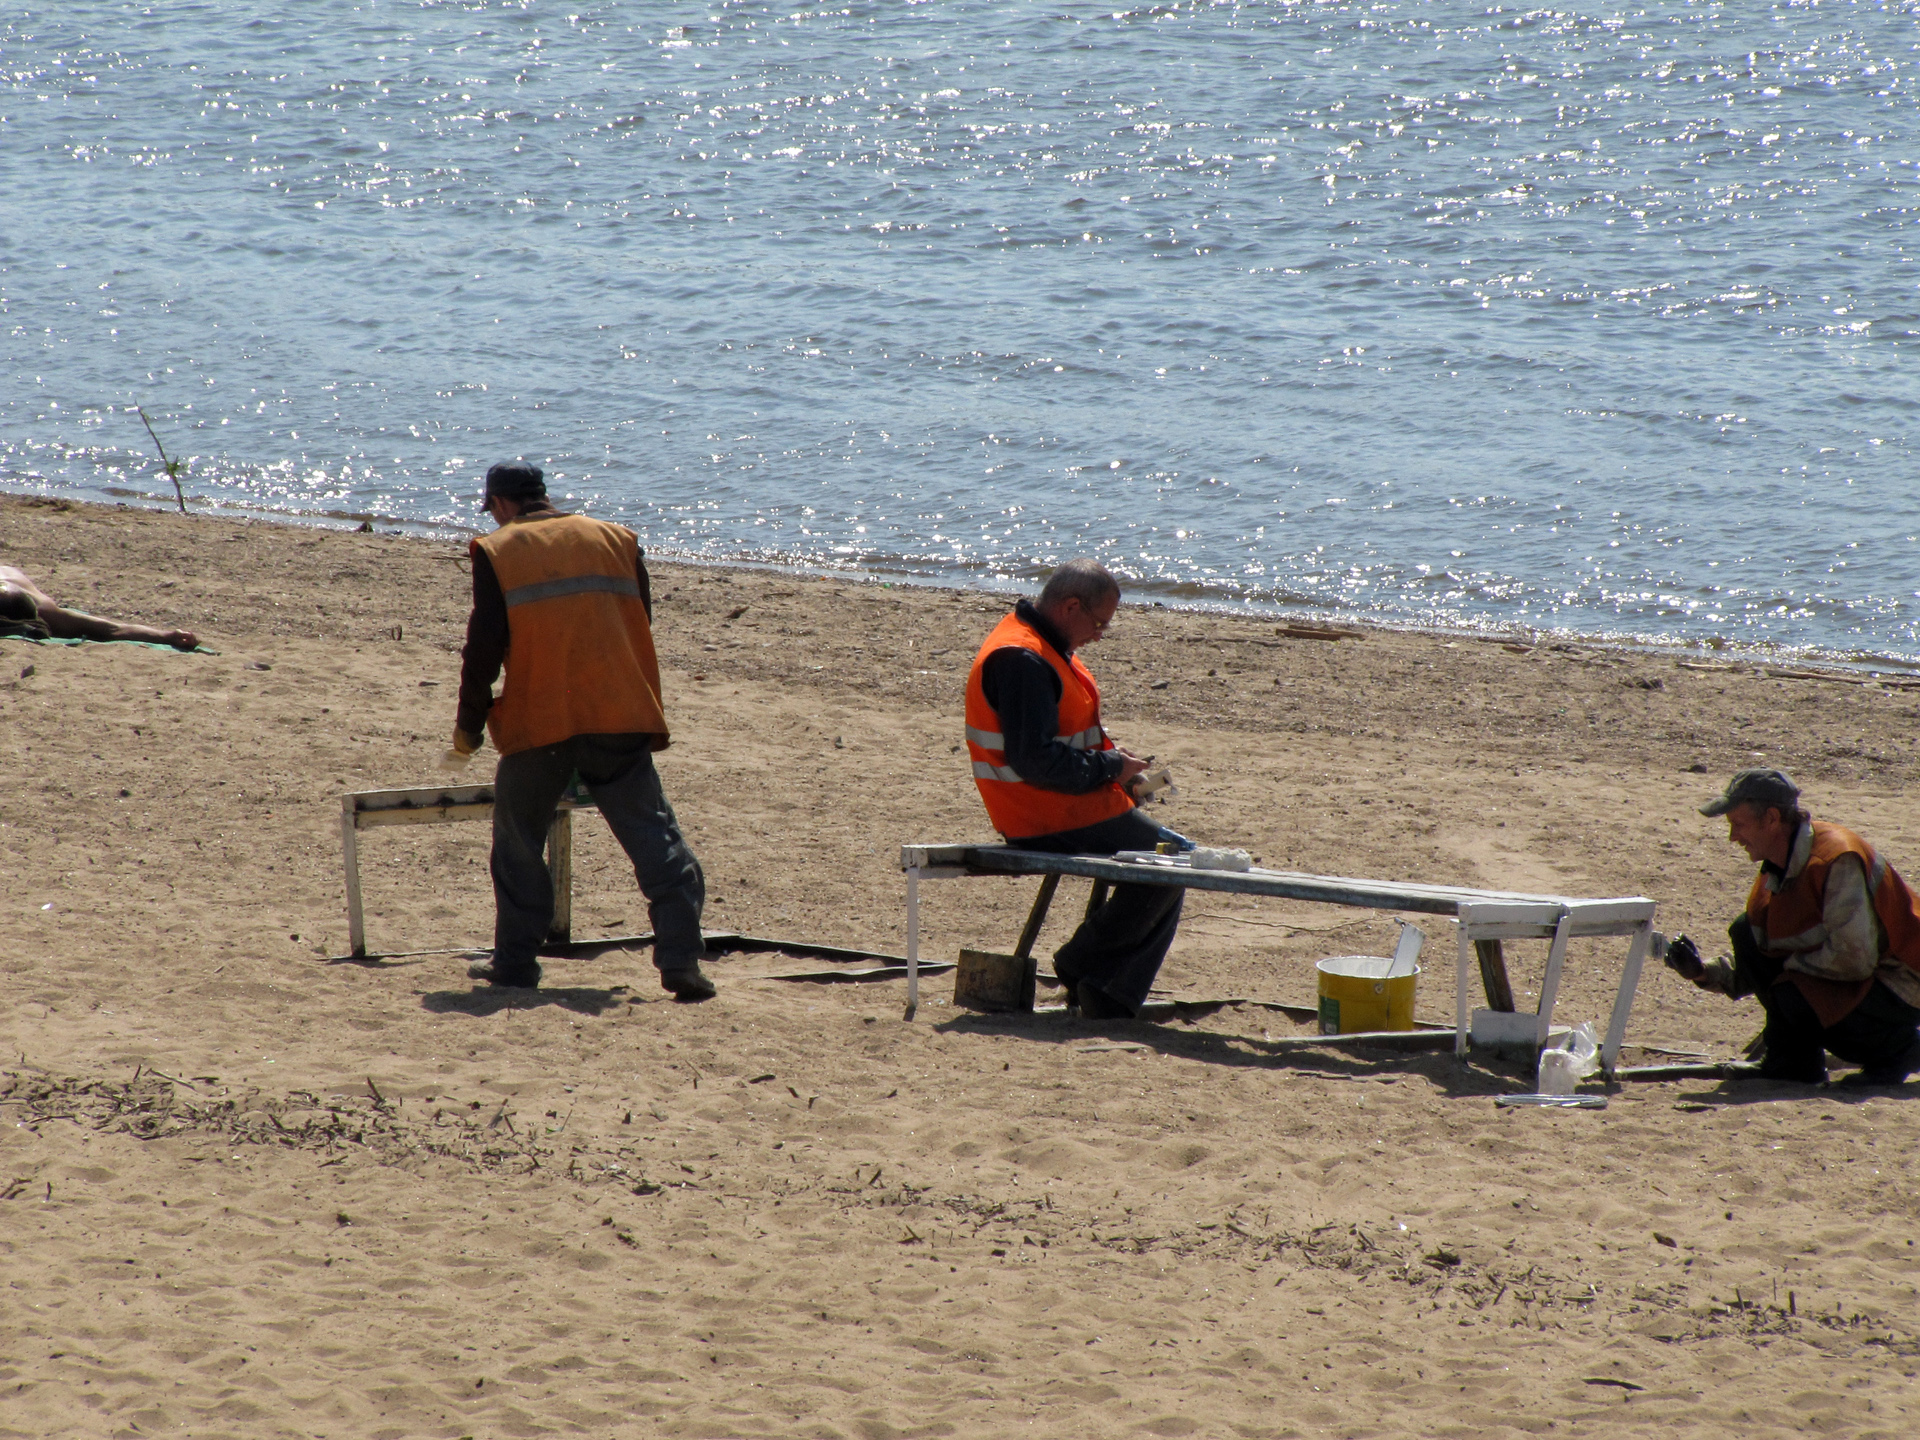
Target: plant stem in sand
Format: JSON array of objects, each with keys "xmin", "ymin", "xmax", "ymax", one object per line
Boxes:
[{"xmin": 136, "ymin": 405, "xmax": 188, "ymax": 514}]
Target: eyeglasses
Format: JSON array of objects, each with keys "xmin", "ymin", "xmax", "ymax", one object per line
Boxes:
[{"xmin": 1072, "ymin": 601, "xmax": 1116, "ymax": 633}]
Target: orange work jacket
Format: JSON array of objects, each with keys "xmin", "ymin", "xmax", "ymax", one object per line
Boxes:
[
  {"xmin": 1747, "ymin": 821, "xmax": 1920, "ymax": 1026},
  {"xmin": 472, "ymin": 513, "xmax": 668, "ymax": 757},
  {"xmin": 963, "ymin": 610, "xmax": 1135, "ymax": 841}
]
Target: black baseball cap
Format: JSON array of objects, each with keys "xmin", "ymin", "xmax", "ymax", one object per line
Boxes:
[
  {"xmin": 481, "ymin": 460, "xmax": 546, "ymax": 506},
  {"xmin": 1699, "ymin": 767, "xmax": 1800, "ymax": 818}
]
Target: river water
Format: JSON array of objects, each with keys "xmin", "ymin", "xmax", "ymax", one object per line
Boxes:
[{"xmin": 3, "ymin": 1, "xmax": 1916, "ymax": 661}]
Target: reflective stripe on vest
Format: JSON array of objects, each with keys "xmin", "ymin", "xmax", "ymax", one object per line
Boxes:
[
  {"xmin": 962, "ymin": 610, "xmax": 1135, "ymax": 841},
  {"xmin": 473, "ymin": 513, "xmax": 669, "ymax": 758},
  {"xmin": 502, "ymin": 573, "xmax": 643, "ymax": 608},
  {"xmin": 965, "ymin": 722, "xmax": 1102, "ymax": 755},
  {"xmin": 971, "ymin": 760, "xmax": 1024, "ymax": 783}
]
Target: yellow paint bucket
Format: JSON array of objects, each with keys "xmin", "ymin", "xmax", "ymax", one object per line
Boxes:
[{"xmin": 1316, "ymin": 955, "xmax": 1419, "ymax": 1034}]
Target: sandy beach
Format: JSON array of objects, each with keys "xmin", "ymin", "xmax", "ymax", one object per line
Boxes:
[{"xmin": 2, "ymin": 492, "xmax": 1917, "ymax": 1440}]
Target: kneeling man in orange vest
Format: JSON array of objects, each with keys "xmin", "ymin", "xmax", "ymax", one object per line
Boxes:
[
  {"xmin": 1667, "ymin": 769, "xmax": 1920, "ymax": 1085},
  {"xmin": 964, "ymin": 560, "xmax": 1180, "ymax": 1019},
  {"xmin": 450, "ymin": 460, "xmax": 714, "ymax": 1000}
]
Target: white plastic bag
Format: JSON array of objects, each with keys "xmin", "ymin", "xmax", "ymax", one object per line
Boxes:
[
  {"xmin": 1564, "ymin": 1021, "xmax": 1601, "ymax": 1076},
  {"xmin": 1537, "ymin": 1049, "xmax": 1580, "ymax": 1094},
  {"xmin": 1536, "ymin": 1022, "xmax": 1600, "ymax": 1094}
]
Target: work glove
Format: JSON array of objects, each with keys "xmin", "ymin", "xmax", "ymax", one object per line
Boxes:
[
  {"xmin": 1663, "ymin": 933, "xmax": 1737, "ymax": 996},
  {"xmin": 1663, "ymin": 933, "xmax": 1705, "ymax": 980},
  {"xmin": 439, "ymin": 726, "xmax": 483, "ymax": 772}
]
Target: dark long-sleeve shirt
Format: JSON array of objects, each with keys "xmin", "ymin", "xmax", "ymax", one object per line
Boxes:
[
  {"xmin": 455, "ymin": 508, "xmax": 653, "ymax": 736},
  {"xmin": 979, "ymin": 599, "xmax": 1125, "ymax": 794}
]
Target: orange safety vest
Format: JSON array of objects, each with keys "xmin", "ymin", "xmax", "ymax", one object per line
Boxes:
[
  {"xmin": 472, "ymin": 513, "xmax": 669, "ymax": 758},
  {"xmin": 1747, "ymin": 821, "xmax": 1920, "ymax": 1026},
  {"xmin": 963, "ymin": 610, "xmax": 1135, "ymax": 841}
]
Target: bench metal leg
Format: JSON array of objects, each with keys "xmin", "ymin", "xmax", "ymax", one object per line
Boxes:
[
  {"xmin": 1534, "ymin": 910, "xmax": 1575, "ymax": 1041},
  {"xmin": 1013, "ymin": 874, "xmax": 1061, "ymax": 960},
  {"xmin": 1455, "ymin": 922, "xmax": 1473, "ymax": 1056},
  {"xmin": 342, "ymin": 797, "xmax": 367, "ymax": 958},
  {"xmin": 546, "ymin": 809, "xmax": 572, "ymax": 946},
  {"xmin": 1601, "ymin": 922, "xmax": 1653, "ymax": 1077},
  {"xmin": 904, "ymin": 868, "xmax": 921, "ymax": 1021}
]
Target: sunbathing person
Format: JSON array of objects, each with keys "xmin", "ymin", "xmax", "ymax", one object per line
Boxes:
[{"xmin": 0, "ymin": 565, "xmax": 199, "ymax": 650}]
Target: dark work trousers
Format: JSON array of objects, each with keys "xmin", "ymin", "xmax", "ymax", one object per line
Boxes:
[
  {"xmin": 1758, "ymin": 977, "xmax": 1920, "ymax": 1081},
  {"xmin": 1015, "ymin": 807, "xmax": 1182, "ymax": 1015},
  {"xmin": 490, "ymin": 733, "xmax": 705, "ymax": 982}
]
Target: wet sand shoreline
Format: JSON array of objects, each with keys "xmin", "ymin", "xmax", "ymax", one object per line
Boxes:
[
  {"xmin": 16, "ymin": 485, "xmax": 1917, "ymax": 675},
  {"xmin": 3, "ymin": 492, "xmax": 1918, "ymax": 1439}
]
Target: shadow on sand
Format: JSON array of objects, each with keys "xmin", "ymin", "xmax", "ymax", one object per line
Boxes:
[
  {"xmin": 932, "ymin": 1003, "xmax": 1517, "ymax": 1099},
  {"xmin": 420, "ymin": 986, "xmax": 628, "ymax": 1019},
  {"xmin": 1671, "ymin": 1076, "xmax": 1917, "ymax": 1107}
]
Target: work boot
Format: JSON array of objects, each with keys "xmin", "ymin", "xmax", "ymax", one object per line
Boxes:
[
  {"xmin": 660, "ymin": 964, "xmax": 717, "ymax": 1003},
  {"xmin": 1076, "ymin": 983, "xmax": 1137, "ymax": 1021},
  {"xmin": 1757, "ymin": 1056, "xmax": 1826, "ymax": 1084},
  {"xmin": 1837, "ymin": 1032, "xmax": 1920, "ymax": 1088},
  {"xmin": 467, "ymin": 957, "xmax": 540, "ymax": 989}
]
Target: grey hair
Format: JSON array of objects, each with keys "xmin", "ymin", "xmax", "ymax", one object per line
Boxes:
[
  {"xmin": 1733, "ymin": 798, "xmax": 1812, "ymax": 829},
  {"xmin": 1037, "ymin": 559, "xmax": 1120, "ymax": 611}
]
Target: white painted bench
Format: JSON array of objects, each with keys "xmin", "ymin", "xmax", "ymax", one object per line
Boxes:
[
  {"xmin": 340, "ymin": 782, "xmax": 594, "ymax": 958},
  {"xmin": 899, "ymin": 844, "xmax": 1657, "ymax": 1077}
]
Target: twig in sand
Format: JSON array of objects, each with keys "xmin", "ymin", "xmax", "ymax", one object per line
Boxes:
[{"xmin": 135, "ymin": 406, "xmax": 188, "ymax": 515}]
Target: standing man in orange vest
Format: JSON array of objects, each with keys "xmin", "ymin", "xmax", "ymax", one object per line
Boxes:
[
  {"xmin": 964, "ymin": 559, "xmax": 1180, "ymax": 1019},
  {"xmin": 1667, "ymin": 769, "xmax": 1920, "ymax": 1084},
  {"xmin": 450, "ymin": 460, "xmax": 713, "ymax": 1000}
]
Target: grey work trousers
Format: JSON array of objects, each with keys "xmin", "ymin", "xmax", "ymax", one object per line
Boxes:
[
  {"xmin": 1015, "ymin": 807, "xmax": 1183, "ymax": 1014},
  {"xmin": 490, "ymin": 733, "xmax": 705, "ymax": 980}
]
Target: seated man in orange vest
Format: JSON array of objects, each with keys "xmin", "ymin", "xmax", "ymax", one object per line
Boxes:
[
  {"xmin": 965, "ymin": 559, "xmax": 1180, "ymax": 1019},
  {"xmin": 1667, "ymin": 769, "xmax": 1920, "ymax": 1085},
  {"xmin": 451, "ymin": 460, "xmax": 713, "ymax": 1000}
]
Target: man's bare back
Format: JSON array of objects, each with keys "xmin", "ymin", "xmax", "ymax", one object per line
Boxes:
[{"xmin": 0, "ymin": 565, "xmax": 199, "ymax": 650}]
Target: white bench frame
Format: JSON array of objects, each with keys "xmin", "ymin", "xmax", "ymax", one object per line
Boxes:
[
  {"xmin": 341, "ymin": 783, "xmax": 594, "ymax": 957},
  {"xmin": 899, "ymin": 845, "xmax": 1657, "ymax": 1077}
]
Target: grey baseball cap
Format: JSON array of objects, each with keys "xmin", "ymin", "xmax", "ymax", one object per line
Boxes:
[
  {"xmin": 1699, "ymin": 767, "xmax": 1800, "ymax": 818},
  {"xmin": 481, "ymin": 459, "xmax": 546, "ymax": 506}
]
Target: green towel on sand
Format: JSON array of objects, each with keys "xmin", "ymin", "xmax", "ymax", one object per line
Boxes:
[{"xmin": 1, "ymin": 627, "xmax": 215, "ymax": 654}]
